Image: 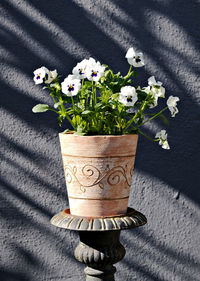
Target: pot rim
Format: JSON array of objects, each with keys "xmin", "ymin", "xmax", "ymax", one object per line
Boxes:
[{"xmin": 59, "ymin": 132, "xmax": 138, "ymax": 138}]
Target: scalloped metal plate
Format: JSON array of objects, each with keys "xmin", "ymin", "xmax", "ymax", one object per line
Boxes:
[{"xmin": 51, "ymin": 208, "xmax": 147, "ymax": 231}]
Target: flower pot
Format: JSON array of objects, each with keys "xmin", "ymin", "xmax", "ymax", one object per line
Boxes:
[{"xmin": 59, "ymin": 133, "xmax": 138, "ymax": 217}]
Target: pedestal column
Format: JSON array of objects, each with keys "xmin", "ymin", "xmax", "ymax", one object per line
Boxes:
[{"xmin": 75, "ymin": 231, "xmax": 125, "ymax": 280}]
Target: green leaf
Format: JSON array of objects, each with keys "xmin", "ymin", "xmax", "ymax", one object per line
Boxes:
[
  {"xmin": 82, "ymin": 110, "xmax": 92, "ymax": 115},
  {"xmin": 129, "ymin": 70, "xmax": 138, "ymax": 78},
  {"xmin": 136, "ymin": 90, "xmax": 148, "ymax": 101},
  {"xmin": 110, "ymin": 82, "xmax": 119, "ymax": 86},
  {"xmin": 74, "ymin": 125, "xmax": 86, "ymax": 136},
  {"xmin": 62, "ymin": 129, "xmax": 73, "ymax": 134},
  {"xmin": 104, "ymin": 70, "xmax": 112, "ymax": 78},
  {"xmin": 94, "ymin": 103, "xmax": 102, "ymax": 109},
  {"xmin": 157, "ymin": 114, "xmax": 169, "ymax": 126},
  {"xmin": 32, "ymin": 104, "xmax": 50, "ymax": 113},
  {"xmin": 111, "ymin": 93, "xmax": 119, "ymax": 101},
  {"xmin": 84, "ymin": 81, "xmax": 92, "ymax": 89},
  {"xmin": 57, "ymin": 115, "xmax": 65, "ymax": 126},
  {"xmin": 54, "ymin": 102, "xmax": 61, "ymax": 109},
  {"xmin": 62, "ymin": 95, "xmax": 72, "ymax": 103},
  {"xmin": 115, "ymin": 72, "xmax": 121, "ymax": 78},
  {"xmin": 74, "ymin": 131, "xmax": 86, "ymax": 136}
]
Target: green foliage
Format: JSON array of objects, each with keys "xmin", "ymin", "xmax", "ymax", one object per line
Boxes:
[
  {"xmin": 157, "ymin": 114, "xmax": 169, "ymax": 126},
  {"xmin": 32, "ymin": 64, "xmax": 170, "ymax": 142},
  {"xmin": 32, "ymin": 104, "xmax": 50, "ymax": 113}
]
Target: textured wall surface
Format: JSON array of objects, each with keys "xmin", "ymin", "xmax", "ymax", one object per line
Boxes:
[{"xmin": 0, "ymin": 0, "xmax": 200, "ymax": 280}]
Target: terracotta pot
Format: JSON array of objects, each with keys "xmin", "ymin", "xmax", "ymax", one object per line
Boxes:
[{"xmin": 59, "ymin": 133, "xmax": 138, "ymax": 217}]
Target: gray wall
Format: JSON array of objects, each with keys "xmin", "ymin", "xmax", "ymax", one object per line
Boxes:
[{"xmin": 0, "ymin": 0, "xmax": 200, "ymax": 280}]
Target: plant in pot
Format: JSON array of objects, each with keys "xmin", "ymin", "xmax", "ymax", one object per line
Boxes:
[{"xmin": 32, "ymin": 48, "xmax": 180, "ymax": 217}]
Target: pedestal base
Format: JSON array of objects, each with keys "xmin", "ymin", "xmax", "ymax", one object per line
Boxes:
[
  {"xmin": 51, "ymin": 208, "xmax": 147, "ymax": 280},
  {"xmin": 84, "ymin": 266, "xmax": 116, "ymax": 281}
]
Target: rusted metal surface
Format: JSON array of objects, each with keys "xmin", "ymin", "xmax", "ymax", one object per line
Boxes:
[
  {"xmin": 75, "ymin": 230, "xmax": 125, "ymax": 281},
  {"xmin": 50, "ymin": 207, "xmax": 147, "ymax": 231},
  {"xmin": 51, "ymin": 208, "xmax": 147, "ymax": 280}
]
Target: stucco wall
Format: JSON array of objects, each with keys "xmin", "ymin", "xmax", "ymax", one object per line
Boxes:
[{"xmin": 0, "ymin": 0, "xmax": 200, "ymax": 280}]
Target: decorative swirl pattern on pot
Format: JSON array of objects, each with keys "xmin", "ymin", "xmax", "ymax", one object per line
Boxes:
[
  {"xmin": 64, "ymin": 162, "xmax": 133, "ymax": 192},
  {"xmin": 65, "ymin": 165, "xmax": 77, "ymax": 184},
  {"xmin": 107, "ymin": 166, "xmax": 131, "ymax": 186}
]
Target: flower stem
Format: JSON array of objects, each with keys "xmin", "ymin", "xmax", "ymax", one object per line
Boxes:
[
  {"xmin": 46, "ymin": 83, "xmax": 74, "ymax": 128},
  {"xmin": 58, "ymin": 93, "xmax": 74, "ymax": 128},
  {"xmin": 81, "ymin": 79, "xmax": 84, "ymax": 98},
  {"xmin": 71, "ymin": 96, "xmax": 77, "ymax": 127},
  {"xmin": 124, "ymin": 101, "xmax": 147, "ymax": 131},
  {"xmin": 46, "ymin": 84, "xmax": 61, "ymax": 111},
  {"xmin": 50, "ymin": 93, "xmax": 56, "ymax": 103},
  {"xmin": 71, "ymin": 96, "xmax": 75, "ymax": 110},
  {"xmin": 48, "ymin": 108, "xmax": 59, "ymax": 114},
  {"xmin": 138, "ymin": 129, "xmax": 159, "ymax": 142},
  {"xmin": 92, "ymin": 81, "xmax": 95, "ymax": 107},
  {"xmin": 65, "ymin": 114, "xmax": 74, "ymax": 128},
  {"xmin": 125, "ymin": 65, "xmax": 133, "ymax": 79},
  {"xmin": 94, "ymin": 82, "xmax": 97, "ymax": 105},
  {"xmin": 138, "ymin": 107, "xmax": 168, "ymax": 127},
  {"xmin": 121, "ymin": 65, "xmax": 133, "ymax": 88}
]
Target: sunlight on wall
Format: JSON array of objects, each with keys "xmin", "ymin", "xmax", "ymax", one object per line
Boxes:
[
  {"xmin": 72, "ymin": 0, "xmax": 137, "ymax": 50},
  {"xmin": 144, "ymin": 10, "xmax": 200, "ymax": 99},
  {"xmin": 3, "ymin": 0, "xmax": 90, "ymax": 60}
]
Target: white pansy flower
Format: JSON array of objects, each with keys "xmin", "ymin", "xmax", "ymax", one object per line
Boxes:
[
  {"xmin": 155, "ymin": 130, "xmax": 170, "ymax": 150},
  {"xmin": 143, "ymin": 86, "xmax": 151, "ymax": 93},
  {"xmin": 148, "ymin": 76, "xmax": 162, "ymax": 87},
  {"xmin": 61, "ymin": 75, "xmax": 81, "ymax": 96},
  {"xmin": 45, "ymin": 70, "xmax": 58, "ymax": 84},
  {"xmin": 86, "ymin": 57, "xmax": 105, "ymax": 82},
  {"xmin": 167, "ymin": 96, "xmax": 180, "ymax": 117},
  {"xmin": 33, "ymin": 66, "xmax": 49, "ymax": 84},
  {"xmin": 119, "ymin": 86, "xmax": 138, "ymax": 106},
  {"xmin": 150, "ymin": 88, "xmax": 165, "ymax": 108},
  {"xmin": 147, "ymin": 76, "xmax": 165, "ymax": 108},
  {"xmin": 151, "ymin": 85, "xmax": 165, "ymax": 98},
  {"xmin": 72, "ymin": 59, "xmax": 88, "ymax": 79},
  {"xmin": 137, "ymin": 85, "xmax": 151, "ymax": 94},
  {"xmin": 125, "ymin": 47, "xmax": 145, "ymax": 67},
  {"xmin": 150, "ymin": 96, "xmax": 159, "ymax": 108},
  {"xmin": 137, "ymin": 85, "xmax": 155, "ymax": 106},
  {"xmin": 148, "ymin": 76, "xmax": 165, "ymax": 96}
]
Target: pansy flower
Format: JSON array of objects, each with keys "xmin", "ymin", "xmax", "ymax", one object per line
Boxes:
[
  {"xmin": 45, "ymin": 70, "xmax": 58, "ymax": 84},
  {"xmin": 155, "ymin": 130, "xmax": 170, "ymax": 150},
  {"xmin": 125, "ymin": 47, "xmax": 145, "ymax": 67},
  {"xmin": 148, "ymin": 76, "xmax": 162, "ymax": 87},
  {"xmin": 72, "ymin": 59, "xmax": 88, "ymax": 79},
  {"xmin": 86, "ymin": 58, "xmax": 105, "ymax": 82},
  {"xmin": 137, "ymin": 85, "xmax": 151, "ymax": 95},
  {"xmin": 167, "ymin": 96, "xmax": 180, "ymax": 117},
  {"xmin": 33, "ymin": 66, "xmax": 49, "ymax": 84},
  {"xmin": 147, "ymin": 76, "xmax": 165, "ymax": 108},
  {"xmin": 119, "ymin": 86, "xmax": 138, "ymax": 106},
  {"xmin": 61, "ymin": 75, "xmax": 81, "ymax": 96}
]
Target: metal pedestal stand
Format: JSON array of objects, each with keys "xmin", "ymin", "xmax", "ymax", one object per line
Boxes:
[{"xmin": 51, "ymin": 208, "xmax": 147, "ymax": 281}]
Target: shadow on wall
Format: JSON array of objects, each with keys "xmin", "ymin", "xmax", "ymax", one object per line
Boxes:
[
  {"xmin": 120, "ymin": 227, "xmax": 200, "ymax": 281},
  {"xmin": 0, "ymin": 0, "xmax": 200, "ymax": 280}
]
